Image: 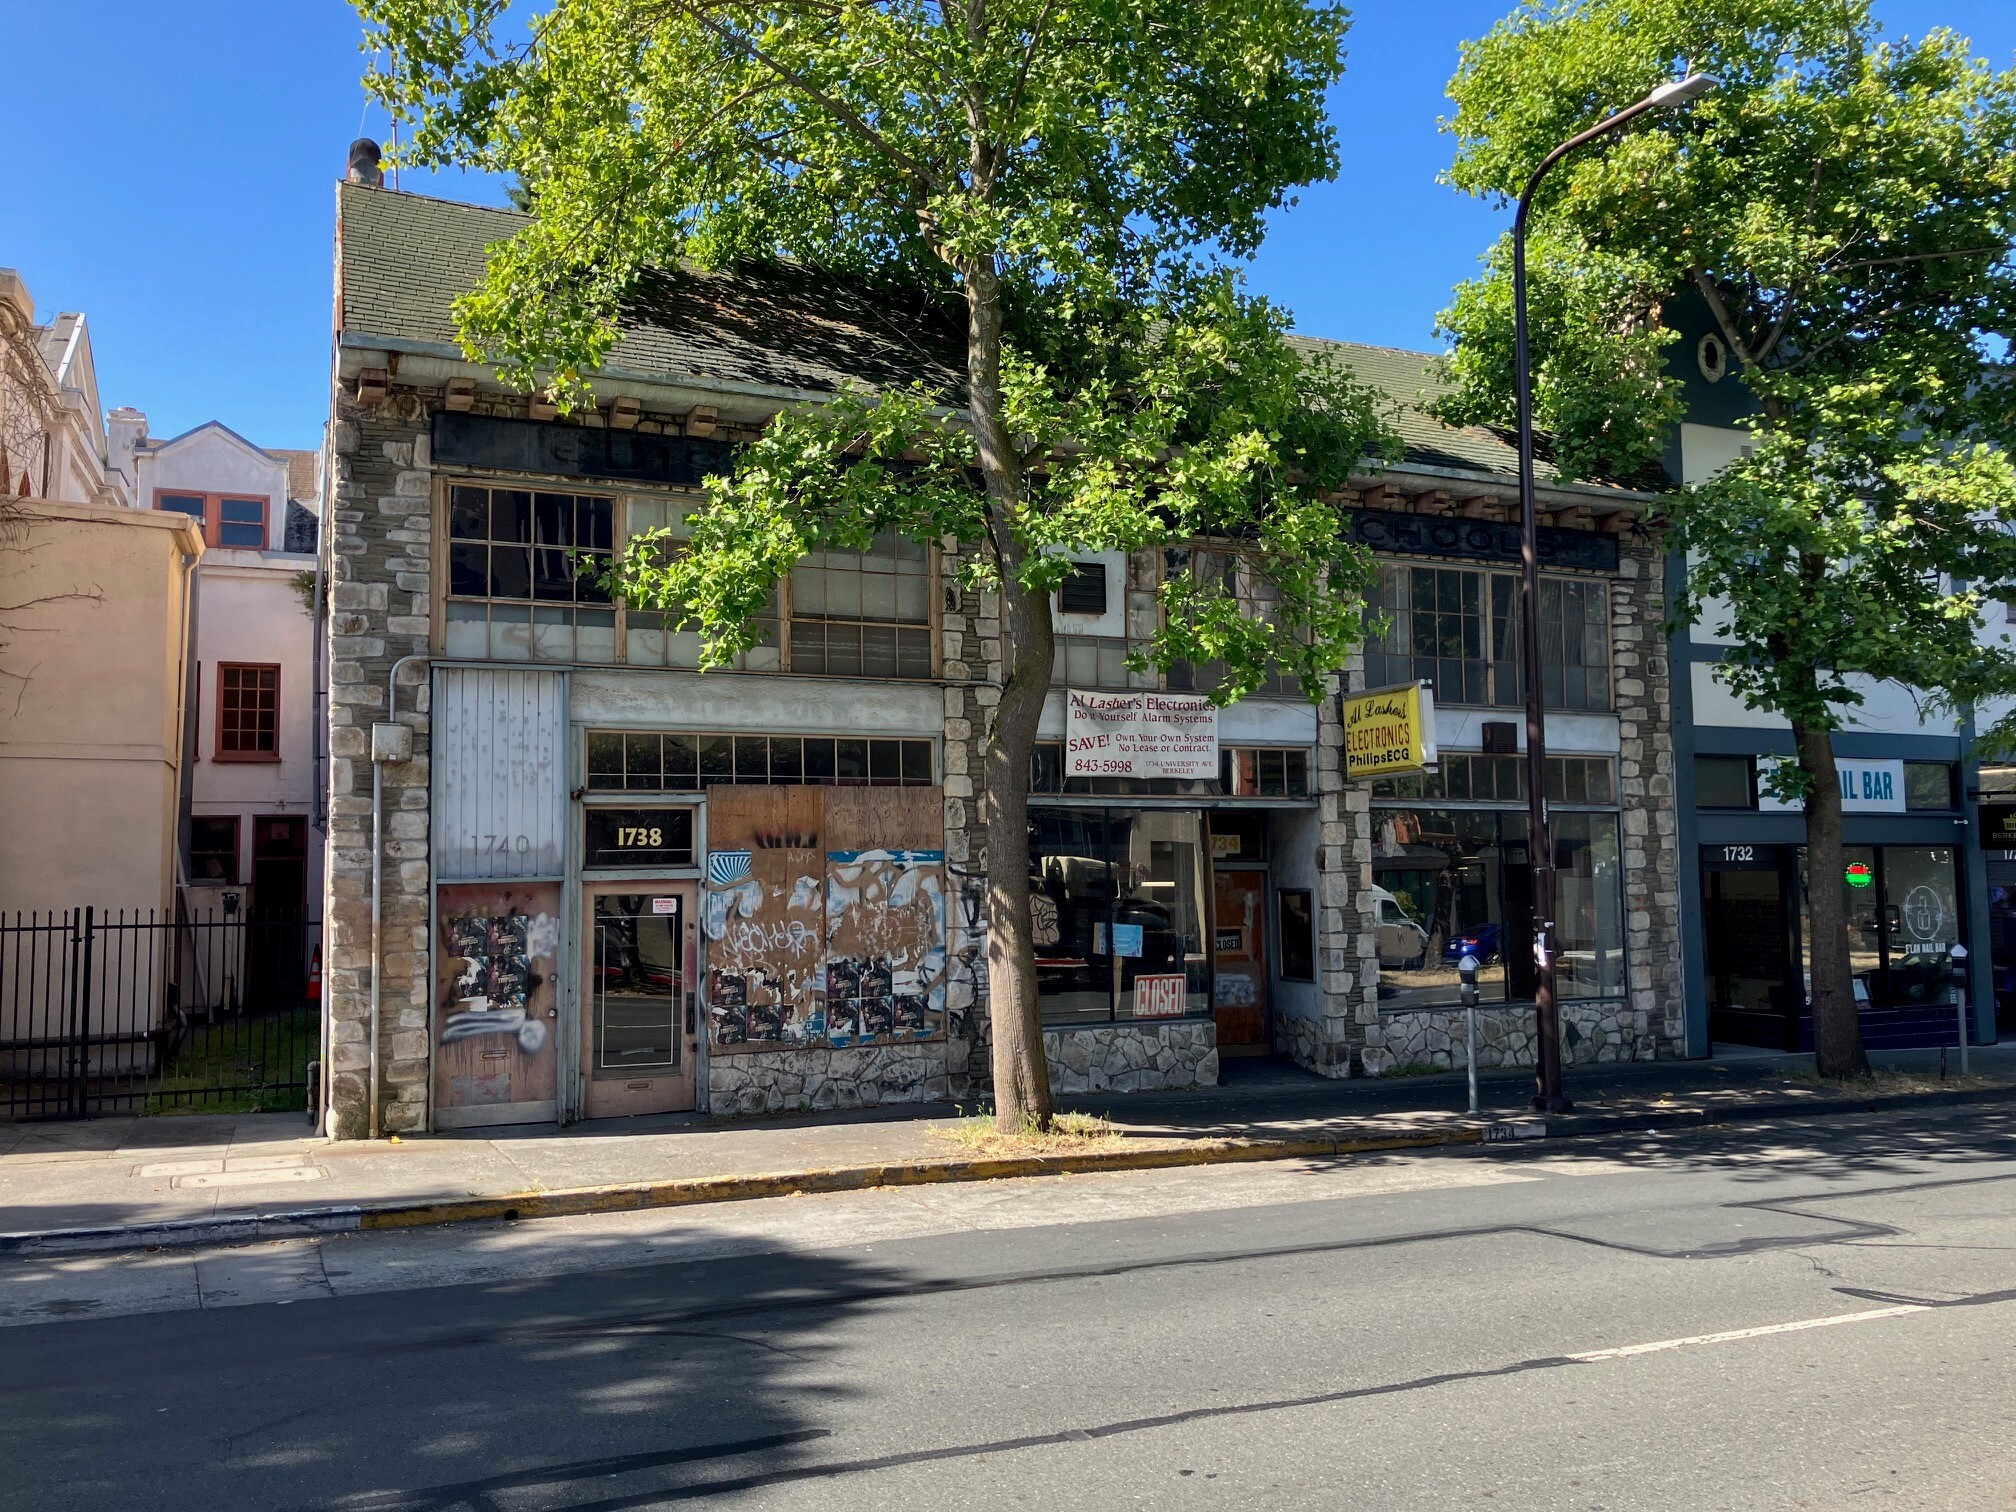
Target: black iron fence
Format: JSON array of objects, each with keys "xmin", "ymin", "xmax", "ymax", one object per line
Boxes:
[{"xmin": 0, "ymin": 908, "xmax": 321, "ymax": 1120}]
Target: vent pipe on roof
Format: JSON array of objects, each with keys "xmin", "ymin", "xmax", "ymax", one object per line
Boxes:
[{"xmin": 348, "ymin": 139, "xmax": 384, "ymax": 188}]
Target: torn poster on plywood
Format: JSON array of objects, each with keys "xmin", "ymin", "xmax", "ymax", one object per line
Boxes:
[{"xmin": 825, "ymin": 849, "xmax": 948, "ymax": 1047}]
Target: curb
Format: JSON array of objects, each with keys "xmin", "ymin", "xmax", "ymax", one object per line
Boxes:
[{"xmin": 5, "ymin": 1082, "xmax": 2010, "ymax": 1257}]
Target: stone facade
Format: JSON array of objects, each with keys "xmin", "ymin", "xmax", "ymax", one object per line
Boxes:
[
  {"xmin": 1044, "ymin": 1021, "xmax": 1218, "ymax": 1093},
  {"xmin": 708, "ymin": 1042, "xmax": 975, "ymax": 1115},
  {"xmin": 322, "ymin": 387, "xmax": 437, "ymax": 1138}
]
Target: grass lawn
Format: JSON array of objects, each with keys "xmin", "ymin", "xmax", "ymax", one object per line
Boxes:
[{"xmin": 144, "ymin": 1006, "xmax": 317, "ymax": 1115}]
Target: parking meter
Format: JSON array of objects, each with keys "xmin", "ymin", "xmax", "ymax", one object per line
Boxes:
[
  {"xmin": 1951, "ymin": 943, "xmax": 1970, "ymax": 1074},
  {"xmin": 1458, "ymin": 954, "xmax": 1481, "ymax": 1115}
]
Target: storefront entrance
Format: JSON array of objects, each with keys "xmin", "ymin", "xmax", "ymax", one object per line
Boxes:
[
  {"xmin": 1703, "ymin": 849, "xmax": 1796, "ymax": 1047},
  {"xmin": 1212, "ymin": 869, "xmax": 1269, "ymax": 1051},
  {"xmin": 581, "ymin": 884, "xmax": 698, "ymax": 1118}
]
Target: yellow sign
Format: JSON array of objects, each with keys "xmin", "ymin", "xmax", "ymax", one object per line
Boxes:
[{"xmin": 1342, "ymin": 681, "xmax": 1439, "ymax": 781}]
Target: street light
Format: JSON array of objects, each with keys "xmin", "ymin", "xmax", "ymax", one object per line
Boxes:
[{"xmin": 1511, "ymin": 71, "xmax": 1718, "ymax": 1114}]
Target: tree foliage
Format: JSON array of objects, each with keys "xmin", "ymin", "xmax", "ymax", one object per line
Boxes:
[
  {"xmin": 358, "ymin": 0, "xmax": 1396, "ymax": 1123},
  {"xmin": 1437, "ymin": 0, "xmax": 2016, "ymax": 1074}
]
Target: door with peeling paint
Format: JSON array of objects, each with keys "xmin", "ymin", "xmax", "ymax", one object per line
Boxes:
[
  {"xmin": 433, "ymin": 881, "xmax": 563, "ymax": 1128},
  {"xmin": 581, "ymin": 884, "xmax": 698, "ymax": 1117}
]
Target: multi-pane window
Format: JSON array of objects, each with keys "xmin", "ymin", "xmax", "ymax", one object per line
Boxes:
[
  {"xmin": 216, "ymin": 664, "xmax": 279, "ymax": 760},
  {"xmin": 1032, "ymin": 742, "xmax": 1310, "ymax": 798},
  {"xmin": 1369, "ymin": 753, "xmax": 1615, "ymax": 805},
  {"xmin": 155, "ymin": 491, "xmax": 269, "ymax": 549},
  {"xmin": 789, "ymin": 533, "xmax": 933, "ymax": 678},
  {"xmin": 1052, "ymin": 636, "xmax": 1136, "ymax": 689},
  {"xmin": 1164, "ymin": 547, "xmax": 1301, "ymax": 698},
  {"xmin": 1364, "ymin": 563, "xmax": 1611, "ymax": 711},
  {"xmin": 446, "ymin": 485, "xmax": 616, "ymax": 662},
  {"xmin": 189, "ymin": 816, "xmax": 240, "ymax": 884},
  {"xmin": 585, "ymin": 731, "xmax": 935, "ymax": 790},
  {"xmin": 443, "ymin": 485, "xmax": 925, "ymax": 676}
]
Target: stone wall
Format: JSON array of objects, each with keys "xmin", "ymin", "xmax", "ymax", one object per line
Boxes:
[
  {"xmin": 323, "ymin": 383, "xmax": 437, "ymax": 1137},
  {"xmin": 1044, "ymin": 1021, "xmax": 1218, "ymax": 1094},
  {"xmin": 1370, "ymin": 999, "xmax": 1655, "ymax": 1074},
  {"xmin": 707, "ymin": 1042, "xmax": 973, "ymax": 1115}
]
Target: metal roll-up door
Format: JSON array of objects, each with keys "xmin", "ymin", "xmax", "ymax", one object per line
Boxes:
[{"xmin": 434, "ymin": 667, "xmax": 568, "ymax": 879}]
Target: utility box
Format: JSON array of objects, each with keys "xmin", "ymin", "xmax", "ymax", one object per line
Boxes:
[{"xmin": 371, "ymin": 722, "xmax": 413, "ymax": 763}]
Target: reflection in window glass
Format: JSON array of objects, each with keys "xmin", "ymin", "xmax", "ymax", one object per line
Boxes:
[
  {"xmin": 1110, "ymin": 810, "xmax": 1211, "ymax": 1019},
  {"xmin": 1371, "ymin": 807, "xmax": 1624, "ymax": 1008},
  {"xmin": 1903, "ymin": 763, "xmax": 1956, "ymax": 811},
  {"xmin": 1278, "ymin": 889, "xmax": 1315, "ymax": 981},
  {"xmin": 1883, "ymin": 847, "xmax": 1960, "ymax": 1006},
  {"xmin": 1030, "ymin": 810, "xmax": 1116, "ymax": 1024}
]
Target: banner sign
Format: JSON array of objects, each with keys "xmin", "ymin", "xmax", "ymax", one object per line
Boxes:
[
  {"xmin": 1980, "ymin": 803, "xmax": 2016, "ymax": 849},
  {"xmin": 1342, "ymin": 682, "xmax": 1439, "ymax": 781},
  {"xmin": 1066, "ymin": 690, "xmax": 1219, "ymax": 779},
  {"xmin": 1760, "ymin": 757, "xmax": 1905, "ymax": 815}
]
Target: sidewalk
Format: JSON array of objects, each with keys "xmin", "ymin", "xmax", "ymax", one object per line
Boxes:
[{"xmin": 4, "ymin": 1045, "xmax": 2012, "ymax": 1253}]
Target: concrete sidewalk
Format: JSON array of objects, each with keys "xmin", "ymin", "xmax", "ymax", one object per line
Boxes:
[{"xmin": 3, "ymin": 1045, "xmax": 2012, "ymax": 1253}]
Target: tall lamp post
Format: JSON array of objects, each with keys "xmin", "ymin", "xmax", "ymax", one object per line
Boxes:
[{"xmin": 1513, "ymin": 71, "xmax": 1717, "ymax": 1114}]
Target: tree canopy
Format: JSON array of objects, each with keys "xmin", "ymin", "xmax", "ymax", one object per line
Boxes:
[
  {"xmin": 1435, "ymin": 0, "xmax": 2016, "ymax": 1074},
  {"xmin": 360, "ymin": 0, "xmax": 1396, "ymax": 1123}
]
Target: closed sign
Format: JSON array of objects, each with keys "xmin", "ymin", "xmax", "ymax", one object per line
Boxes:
[{"xmin": 1133, "ymin": 974, "xmax": 1188, "ymax": 1018}]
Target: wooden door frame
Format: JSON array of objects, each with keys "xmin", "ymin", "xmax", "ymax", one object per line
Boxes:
[{"xmin": 579, "ymin": 879, "xmax": 700, "ymax": 1119}]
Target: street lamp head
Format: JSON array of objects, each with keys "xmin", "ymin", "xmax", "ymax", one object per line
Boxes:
[{"xmin": 1643, "ymin": 72, "xmax": 1720, "ymax": 110}]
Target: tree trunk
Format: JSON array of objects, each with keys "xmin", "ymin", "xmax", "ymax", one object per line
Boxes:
[
  {"xmin": 960, "ymin": 252, "xmax": 1057, "ymax": 1132},
  {"xmin": 1794, "ymin": 719, "xmax": 1870, "ymax": 1079}
]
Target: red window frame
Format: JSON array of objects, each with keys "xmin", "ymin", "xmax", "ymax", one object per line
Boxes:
[
  {"xmin": 216, "ymin": 663, "xmax": 281, "ymax": 762},
  {"xmin": 154, "ymin": 489, "xmax": 269, "ymax": 549}
]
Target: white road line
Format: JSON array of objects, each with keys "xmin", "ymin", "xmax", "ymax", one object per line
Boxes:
[{"xmin": 1570, "ymin": 1304, "xmax": 1929, "ymax": 1362}]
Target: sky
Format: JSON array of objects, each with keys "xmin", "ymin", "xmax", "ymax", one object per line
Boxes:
[{"xmin": 6, "ymin": 1, "xmax": 2015, "ymax": 451}]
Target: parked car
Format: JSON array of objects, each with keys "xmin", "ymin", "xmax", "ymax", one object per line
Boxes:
[
  {"xmin": 1443, "ymin": 922, "xmax": 1502, "ymax": 965},
  {"xmin": 1372, "ymin": 886, "xmax": 1430, "ymax": 970}
]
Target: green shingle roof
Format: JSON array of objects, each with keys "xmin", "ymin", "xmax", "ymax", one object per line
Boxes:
[{"xmin": 340, "ymin": 182, "xmax": 1629, "ymax": 492}]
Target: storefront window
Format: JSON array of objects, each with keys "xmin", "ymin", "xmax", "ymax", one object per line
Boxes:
[
  {"xmin": 1371, "ymin": 807, "xmax": 1624, "ymax": 1009},
  {"xmin": 1030, "ymin": 808, "xmax": 1211, "ymax": 1023},
  {"xmin": 1797, "ymin": 845, "xmax": 1961, "ymax": 1010}
]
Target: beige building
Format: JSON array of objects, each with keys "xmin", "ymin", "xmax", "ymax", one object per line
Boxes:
[{"xmin": 0, "ymin": 500, "xmax": 203, "ymax": 918}]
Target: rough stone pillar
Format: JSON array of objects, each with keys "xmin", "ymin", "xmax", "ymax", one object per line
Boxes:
[{"xmin": 323, "ymin": 384, "xmax": 436, "ymax": 1137}]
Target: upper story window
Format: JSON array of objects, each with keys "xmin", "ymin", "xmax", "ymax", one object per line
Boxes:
[
  {"xmin": 1364, "ymin": 562, "xmax": 1612, "ymax": 712},
  {"xmin": 156, "ymin": 491, "xmax": 269, "ymax": 549},
  {"xmin": 441, "ymin": 482, "xmax": 929, "ymax": 677},
  {"xmin": 216, "ymin": 663, "xmax": 280, "ymax": 761}
]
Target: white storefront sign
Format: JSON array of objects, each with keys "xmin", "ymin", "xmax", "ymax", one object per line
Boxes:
[
  {"xmin": 1759, "ymin": 756, "xmax": 1906, "ymax": 814},
  {"xmin": 1066, "ymin": 690, "xmax": 1219, "ymax": 780}
]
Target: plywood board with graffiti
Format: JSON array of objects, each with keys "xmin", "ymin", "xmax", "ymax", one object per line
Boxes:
[
  {"xmin": 433, "ymin": 881, "xmax": 561, "ymax": 1112},
  {"xmin": 703, "ymin": 786, "xmax": 947, "ymax": 1051}
]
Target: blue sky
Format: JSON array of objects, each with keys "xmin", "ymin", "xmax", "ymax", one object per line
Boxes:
[{"xmin": 6, "ymin": 1, "xmax": 2013, "ymax": 451}]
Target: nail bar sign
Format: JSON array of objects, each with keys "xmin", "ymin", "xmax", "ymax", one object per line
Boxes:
[
  {"xmin": 1759, "ymin": 757, "xmax": 1906, "ymax": 815},
  {"xmin": 1066, "ymin": 690, "xmax": 1219, "ymax": 780}
]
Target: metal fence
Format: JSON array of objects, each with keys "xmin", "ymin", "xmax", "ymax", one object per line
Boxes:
[{"xmin": 0, "ymin": 908, "xmax": 320, "ymax": 1120}]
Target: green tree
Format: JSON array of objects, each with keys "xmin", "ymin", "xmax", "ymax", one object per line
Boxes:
[
  {"xmin": 1435, "ymin": 0, "xmax": 2016, "ymax": 1076},
  {"xmin": 358, "ymin": 0, "xmax": 1397, "ymax": 1126}
]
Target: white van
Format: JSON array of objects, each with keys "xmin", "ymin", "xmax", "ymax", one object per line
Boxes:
[{"xmin": 1371, "ymin": 886, "xmax": 1430, "ymax": 970}]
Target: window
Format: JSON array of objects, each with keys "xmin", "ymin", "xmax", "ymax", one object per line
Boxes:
[
  {"xmin": 1372, "ymin": 807, "xmax": 1624, "ymax": 1009},
  {"xmin": 216, "ymin": 664, "xmax": 279, "ymax": 761},
  {"xmin": 1031, "ymin": 743, "xmax": 1311, "ymax": 799},
  {"xmin": 1052, "ymin": 636, "xmax": 1136, "ymax": 689},
  {"xmin": 1030, "ymin": 808, "xmax": 1212, "ymax": 1024},
  {"xmin": 154, "ymin": 491, "xmax": 269, "ymax": 549},
  {"xmin": 189, "ymin": 816, "xmax": 240, "ymax": 884},
  {"xmin": 618, "ymin": 494, "xmax": 781, "ymax": 672},
  {"xmin": 446, "ymin": 484, "xmax": 616, "ymax": 662},
  {"xmin": 1278, "ymin": 889, "xmax": 1315, "ymax": 981},
  {"xmin": 789, "ymin": 532, "xmax": 933, "ymax": 677},
  {"xmin": 1164, "ymin": 546, "xmax": 1302, "ymax": 698},
  {"xmin": 1364, "ymin": 562, "xmax": 1611, "ymax": 711},
  {"xmin": 1370, "ymin": 753, "xmax": 1615, "ymax": 806},
  {"xmin": 584, "ymin": 731, "xmax": 934, "ymax": 790},
  {"xmin": 1904, "ymin": 762, "xmax": 1957, "ymax": 811},
  {"xmin": 1695, "ymin": 755, "xmax": 1756, "ymax": 809}
]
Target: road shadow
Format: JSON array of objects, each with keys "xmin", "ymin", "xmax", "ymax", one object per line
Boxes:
[{"xmin": 0, "ymin": 1226, "xmax": 923, "ymax": 1511}]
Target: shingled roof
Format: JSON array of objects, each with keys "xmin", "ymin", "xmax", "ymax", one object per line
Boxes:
[
  {"xmin": 339, "ymin": 182, "xmax": 1638, "ymax": 494},
  {"xmin": 338, "ymin": 183, "xmax": 966, "ymax": 400}
]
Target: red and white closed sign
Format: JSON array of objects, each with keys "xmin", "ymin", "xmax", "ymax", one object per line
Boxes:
[{"xmin": 1132, "ymin": 974, "xmax": 1188, "ymax": 1018}]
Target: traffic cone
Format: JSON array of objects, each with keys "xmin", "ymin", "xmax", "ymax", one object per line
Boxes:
[{"xmin": 306, "ymin": 945, "xmax": 322, "ymax": 1003}]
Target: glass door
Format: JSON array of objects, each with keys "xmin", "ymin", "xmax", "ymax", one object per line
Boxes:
[{"xmin": 583, "ymin": 886, "xmax": 697, "ymax": 1117}]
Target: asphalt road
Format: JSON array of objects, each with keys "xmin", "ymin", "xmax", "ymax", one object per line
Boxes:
[{"xmin": 3, "ymin": 1102, "xmax": 2013, "ymax": 1511}]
